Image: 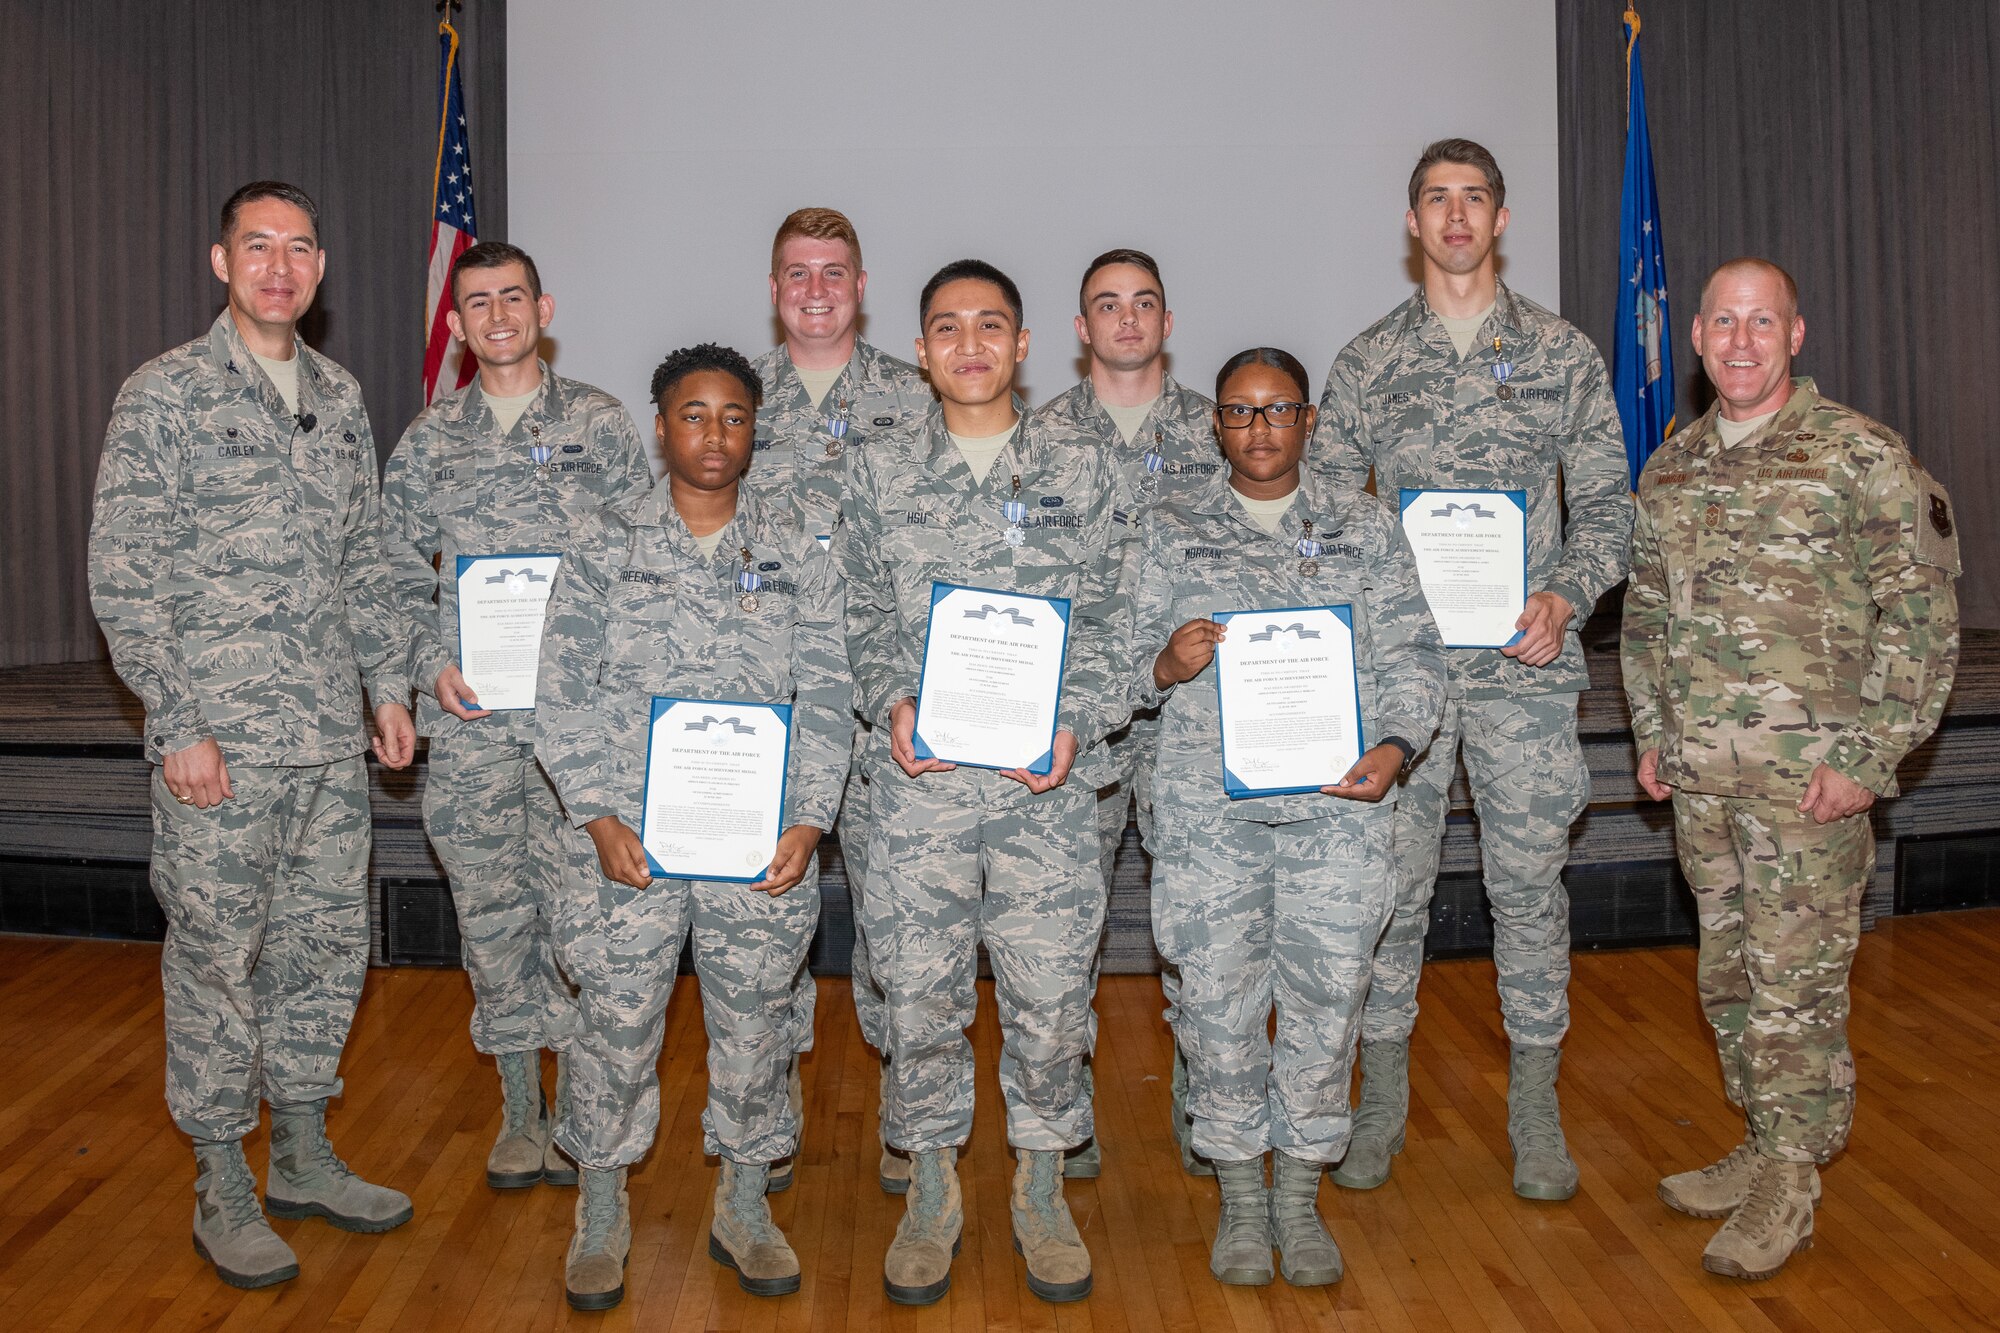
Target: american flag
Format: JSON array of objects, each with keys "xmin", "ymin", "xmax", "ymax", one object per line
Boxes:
[{"xmin": 423, "ymin": 17, "xmax": 478, "ymax": 403}]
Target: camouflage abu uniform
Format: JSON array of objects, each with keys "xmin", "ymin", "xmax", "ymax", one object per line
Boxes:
[
  {"xmin": 1312, "ymin": 280, "xmax": 1633, "ymax": 1048},
  {"xmin": 1133, "ymin": 470, "xmax": 1445, "ymax": 1161},
  {"xmin": 749, "ymin": 340, "xmax": 932, "ymax": 1056},
  {"xmin": 88, "ymin": 310, "xmax": 410, "ymax": 1142},
  {"xmin": 839, "ymin": 407, "xmax": 1133, "ymax": 1152},
  {"xmin": 382, "ymin": 365, "xmax": 651, "ymax": 1056},
  {"xmin": 1032, "ymin": 372, "xmax": 1221, "ymax": 881},
  {"xmin": 1622, "ymin": 378, "xmax": 1959, "ymax": 1163},
  {"xmin": 535, "ymin": 481, "xmax": 851, "ymax": 1168}
]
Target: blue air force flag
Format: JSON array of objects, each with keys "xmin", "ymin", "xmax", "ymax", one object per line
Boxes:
[{"xmin": 1613, "ymin": 7, "xmax": 1674, "ymax": 486}]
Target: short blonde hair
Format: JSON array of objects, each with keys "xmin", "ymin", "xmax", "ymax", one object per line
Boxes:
[{"xmin": 771, "ymin": 207, "xmax": 861, "ymax": 275}]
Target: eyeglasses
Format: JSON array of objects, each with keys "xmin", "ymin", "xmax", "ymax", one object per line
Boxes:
[{"xmin": 1217, "ymin": 401, "xmax": 1307, "ymax": 429}]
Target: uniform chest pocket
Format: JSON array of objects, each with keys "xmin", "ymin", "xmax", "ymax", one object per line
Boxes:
[
  {"xmin": 1752, "ymin": 478, "xmax": 1846, "ymax": 558},
  {"xmin": 1383, "ymin": 427, "xmax": 1437, "ymax": 485}
]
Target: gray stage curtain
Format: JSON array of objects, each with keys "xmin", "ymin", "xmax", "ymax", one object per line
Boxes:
[
  {"xmin": 0, "ymin": 0, "xmax": 508, "ymax": 667},
  {"xmin": 1558, "ymin": 0, "xmax": 2000, "ymax": 628}
]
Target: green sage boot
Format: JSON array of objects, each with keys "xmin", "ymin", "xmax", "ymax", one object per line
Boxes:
[
  {"xmin": 1331, "ymin": 1039, "xmax": 1407, "ymax": 1190},
  {"xmin": 565, "ymin": 1166, "xmax": 631, "ymax": 1310},
  {"xmin": 709, "ymin": 1160, "xmax": 801, "ymax": 1296},
  {"xmin": 487, "ymin": 1049, "xmax": 547, "ymax": 1189},
  {"xmin": 1508, "ymin": 1045, "xmax": 1579, "ymax": 1201},
  {"xmin": 1270, "ymin": 1151, "xmax": 1343, "ymax": 1286},
  {"xmin": 191, "ymin": 1139, "xmax": 298, "ymax": 1289},
  {"xmin": 266, "ymin": 1101, "xmax": 413, "ymax": 1232},
  {"xmin": 1209, "ymin": 1156, "xmax": 1274, "ymax": 1285}
]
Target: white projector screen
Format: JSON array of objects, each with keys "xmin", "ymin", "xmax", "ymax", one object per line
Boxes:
[{"xmin": 509, "ymin": 1, "xmax": 1558, "ymax": 437}]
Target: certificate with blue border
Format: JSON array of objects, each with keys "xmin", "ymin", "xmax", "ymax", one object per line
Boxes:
[
  {"xmin": 912, "ymin": 582, "xmax": 1071, "ymax": 775},
  {"xmin": 455, "ymin": 552, "xmax": 563, "ymax": 710},
  {"xmin": 1397, "ymin": 489, "xmax": 1530, "ymax": 649},
  {"xmin": 1214, "ymin": 605, "xmax": 1365, "ymax": 799},
  {"xmin": 638, "ymin": 697, "xmax": 792, "ymax": 883}
]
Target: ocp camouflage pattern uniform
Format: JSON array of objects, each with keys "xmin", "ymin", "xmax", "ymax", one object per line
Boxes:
[
  {"xmin": 88, "ymin": 310, "xmax": 410, "ymax": 1142},
  {"xmin": 839, "ymin": 407, "xmax": 1133, "ymax": 1152},
  {"xmin": 1032, "ymin": 372, "xmax": 1221, "ymax": 880},
  {"xmin": 382, "ymin": 366, "xmax": 651, "ymax": 1057},
  {"xmin": 1132, "ymin": 470, "xmax": 1445, "ymax": 1161},
  {"xmin": 535, "ymin": 480, "xmax": 850, "ymax": 1167},
  {"xmin": 1311, "ymin": 281, "xmax": 1633, "ymax": 1049},
  {"xmin": 1622, "ymin": 378, "xmax": 1959, "ymax": 1163},
  {"xmin": 749, "ymin": 340, "xmax": 932, "ymax": 1056}
]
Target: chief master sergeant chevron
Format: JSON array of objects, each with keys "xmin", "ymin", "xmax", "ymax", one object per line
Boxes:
[
  {"xmin": 87, "ymin": 180, "xmax": 417, "ymax": 1292},
  {"xmin": 1308, "ymin": 138, "xmax": 1634, "ymax": 1203},
  {"xmin": 1623, "ymin": 257, "xmax": 1959, "ymax": 1281}
]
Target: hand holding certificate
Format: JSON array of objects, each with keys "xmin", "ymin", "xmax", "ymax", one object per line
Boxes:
[
  {"xmin": 912, "ymin": 583, "xmax": 1072, "ymax": 775},
  {"xmin": 456, "ymin": 553, "xmax": 563, "ymax": 710},
  {"xmin": 1214, "ymin": 605, "xmax": 1366, "ymax": 799},
  {"xmin": 1397, "ymin": 489, "xmax": 1529, "ymax": 648},
  {"xmin": 639, "ymin": 698, "xmax": 793, "ymax": 883}
]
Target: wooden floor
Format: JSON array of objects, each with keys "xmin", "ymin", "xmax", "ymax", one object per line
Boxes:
[{"xmin": 2, "ymin": 917, "xmax": 1998, "ymax": 1332}]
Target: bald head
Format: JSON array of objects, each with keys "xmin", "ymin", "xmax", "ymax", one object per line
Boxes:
[{"xmin": 1700, "ymin": 258, "xmax": 1799, "ymax": 322}]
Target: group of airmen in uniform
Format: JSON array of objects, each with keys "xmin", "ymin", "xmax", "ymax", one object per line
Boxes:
[{"xmin": 86, "ymin": 135, "xmax": 1961, "ymax": 1309}]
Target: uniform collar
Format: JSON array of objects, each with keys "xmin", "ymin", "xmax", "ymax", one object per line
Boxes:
[
  {"xmin": 1686, "ymin": 376, "xmax": 1818, "ymax": 449},
  {"xmin": 776, "ymin": 338, "xmax": 874, "ymax": 405},
  {"xmin": 442, "ymin": 360, "xmax": 564, "ymax": 428},
  {"xmin": 206, "ymin": 308, "xmax": 338, "ymax": 418},
  {"xmin": 1065, "ymin": 368, "xmax": 1184, "ymax": 440},
  {"xmin": 629, "ymin": 474, "xmax": 771, "ymax": 551},
  {"xmin": 920, "ymin": 403, "xmax": 1029, "ymax": 480},
  {"xmin": 1188, "ymin": 460, "xmax": 1337, "ymax": 526},
  {"xmin": 1402, "ymin": 277, "xmax": 1530, "ymax": 351}
]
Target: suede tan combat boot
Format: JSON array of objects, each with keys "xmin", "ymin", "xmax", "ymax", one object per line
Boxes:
[
  {"xmin": 1702, "ymin": 1155, "xmax": 1816, "ymax": 1280},
  {"xmin": 191, "ymin": 1140, "xmax": 298, "ymax": 1289},
  {"xmin": 1270, "ymin": 1151, "xmax": 1343, "ymax": 1286},
  {"xmin": 1011, "ymin": 1149, "xmax": 1092, "ymax": 1302},
  {"xmin": 265, "ymin": 1101, "xmax": 414, "ymax": 1232},
  {"xmin": 1331, "ymin": 1039, "xmax": 1407, "ymax": 1190},
  {"xmin": 883, "ymin": 1147, "xmax": 961, "ymax": 1305},
  {"xmin": 487, "ymin": 1050, "xmax": 547, "ymax": 1189},
  {"xmin": 1209, "ymin": 1156, "xmax": 1274, "ymax": 1285},
  {"xmin": 565, "ymin": 1166, "xmax": 631, "ymax": 1310},
  {"xmin": 709, "ymin": 1160, "xmax": 801, "ymax": 1296},
  {"xmin": 1659, "ymin": 1136, "xmax": 1820, "ymax": 1218}
]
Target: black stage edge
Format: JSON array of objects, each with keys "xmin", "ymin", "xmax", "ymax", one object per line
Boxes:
[{"xmin": 7, "ymin": 607, "xmax": 2000, "ymax": 967}]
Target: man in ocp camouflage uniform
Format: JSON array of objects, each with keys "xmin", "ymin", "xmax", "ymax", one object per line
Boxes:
[
  {"xmin": 747, "ymin": 207, "xmax": 931, "ymax": 1193},
  {"xmin": 1032, "ymin": 247, "xmax": 1221, "ymax": 1177},
  {"xmin": 1310, "ymin": 139, "xmax": 1633, "ymax": 1201},
  {"xmin": 841, "ymin": 260, "xmax": 1132, "ymax": 1306},
  {"xmin": 1624, "ymin": 258, "xmax": 1958, "ymax": 1281},
  {"xmin": 383, "ymin": 241, "xmax": 651, "ymax": 1194},
  {"xmin": 88, "ymin": 181, "xmax": 417, "ymax": 1291}
]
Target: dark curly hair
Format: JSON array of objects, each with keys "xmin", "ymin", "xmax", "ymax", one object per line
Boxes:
[{"xmin": 649, "ymin": 343, "xmax": 763, "ymax": 411}]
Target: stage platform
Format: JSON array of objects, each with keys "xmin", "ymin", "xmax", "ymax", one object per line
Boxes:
[
  {"xmin": 2, "ymin": 915, "xmax": 1998, "ymax": 1330},
  {"xmin": 5, "ymin": 612, "xmax": 2000, "ymax": 967}
]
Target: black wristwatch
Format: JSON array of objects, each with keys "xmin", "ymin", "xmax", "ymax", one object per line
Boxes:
[{"xmin": 1377, "ymin": 736, "xmax": 1417, "ymax": 772}]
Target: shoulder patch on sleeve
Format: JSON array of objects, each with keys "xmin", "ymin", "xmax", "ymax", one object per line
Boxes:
[{"xmin": 1917, "ymin": 488, "xmax": 1961, "ymax": 573}]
